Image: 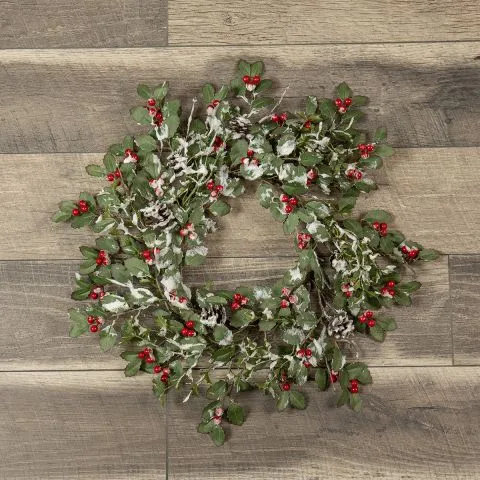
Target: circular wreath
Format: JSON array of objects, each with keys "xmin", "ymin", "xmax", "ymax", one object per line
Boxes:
[{"xmin": 54, "ymin": 60, "xmax": 439, "ymax": 446}]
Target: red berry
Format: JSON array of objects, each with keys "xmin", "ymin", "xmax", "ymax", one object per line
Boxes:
[
  {"xmin": 305, "ymin": 348, "xmax": 312, "ymax": 357},
  {"xmin": 271, "ymin": 114, "xmax": 279, "ymax": 122},
  {"xmin": 387, "ymin": 280, "xmax": 396, "ymax": 288},
  {"xmin": 303, "ymin": 361, "xmax": 312, "ymax": 368},
  {"xmin": 330, "ymin": 372, "xmax": 338, "ymax": 383},
  {"xmin": 161, "ymin": 374, "xmax": 169, "ymax": 383},
  {"xmin": 247, "ymin": 149, "xmax": 254, "ymax": 157},
  {"xmin": 358, "ymin": 143, "xmax": 367, "ymax": 151},
  {"xmin": 87, "ymin": 316, "xmax": 95, "ymax": 324},
  {"xmin": 215, "ymin": 184, "xmax": 224, "ymax": 192},
  {"xmin": 212, "ymin": 99, "xmax": 220, "ymax": 107},
  {"xmin": 284, "ymin": 204, "xmax": 293, "ymax": 214},
  {"xmin": 95, "ymin": 257, "xmax": 103, "ymax": 265},
  {"xmin": 355, "ymin": 171, "xmax": 363, "ymax": 180},
  {"xmin": 233, "ymin": 293, "xmax": 242, "ymax": 302},
  {"xmin": 280, "ymin": 194, "xmax": 289, "ymax": 203},
  {"xmin": 89, "ymin": 292, "xmax": 98, "ymax": 300},
  {"xmin": 350, "ymin": 385, "xmax": 359, "ymax": 394},
  {"xmin": 280, "ymin": 113, "xmax": 287, "ymax": 122},
  {"xmin": 365, "ymin": 311, "xmax": 374, "ymax": 318},
  {"xmin": 281, "ymin": 383, "xmax": 291, "ymax": 391},
  {"xmin": 187, "ymin": 329, "xmax": 195, "ymax": 337},
  {"xmin": 231, "ymin": 302, "xmax": 241, "ymax": 311},
  {"xmin": 358, "ymin": 315, "xmax": 367, "ymax": 323},
  {"xmin": 181, "ymin": 327, "xmax": 189, "ymax": 337},
  {"xmin": 296, "ymin": 349, "xmax": 305, "ymax": 357},
  {"xmin": 401, "ymin": 245, "xmax": 408, "ymax": 253},
  {"xmin": 146, "ymin": 356, "xmax": 155, "ymax": 364},
  {"xmin": 380, "ymin": 223, "xmax": 388, "ymax": 230},
  {"xmin": 155, "ymin": 111, "xmax": 163, "ymax": 121},
  {"xmin": 78, "ymin": 200, "xmax": 87, "ymax": 208},
  {"xmin": 89, "ymin": 325, "xmax": 99, "ymax": 333},
  {"xmin": 72, "ymin": 208, "xmax": 80, "ymax": 216},
  {"xmin": 367, "ymin": 144, "xmax": 375, "ymax": 152},
  {"xmin": 252, "ymin": 75, "xmax": 261, "ymax": 85},
  {"xmin": 304, "ymin": 120, "xmax": 312, "ymax": 129},
  {"xmin": 350, "ymin": 379, "xmax": 359, "ymax": 388},
  {"xmin": 114, "ymin": 169, "xmax": 121, "ymax": 178},
  {"xmin": 288, "ymin": 197, "xmax": 298, "ymax": 206},
  {"xmin": 80, "ymin": 204, "xmax": 89, "ymax": 213},
  {"xmin": 147, "ymin": 98, "xmax": 156, "ymax": 107},
  {"xmin": 185, "ymin": 320, "xmax": 195, "ymax": 329},
  {"xmin": 335, "ymin": 98, "xmax": 343, "ymax": 107},
  {"xmin": 344, "ymin": 97, "xmax": 352, "ymax": 107},
  {"xmin": 367, "ymin": 319, "xmax": 376, "ymax": 328},
  {"xmin": 373, "ymin": 221, "xmax": 380, "ymax": 230},
  {"xmin": 138, "ymin": 351, "xmax": 146, "ymax": 359},
  {"xmin": 389, "ymin": 288, "xmax": 395, "ymax": 296},
  {"xmin": 142, "ymin": 250, "xmax": 152, "ymax": 259},
  {"xmin": 106, "ymin": 173, "xmax": 115, "ymax": 182},
  {"xmin": 345, "ymin": 291, "xmax": 352, "ymax": 298},
  {"xmin": 242, "ymin": 75, "xmax": 251, "ymax": 84},
  {"xmin": 280, "ymin": 299, "xmax": 290, "ymax": 309},
  {"xmin": 206, "ymin": 180, "xmax": 215, "ymax": 190},
  {"xmin": 408, "ymin": 250, "xmax": 418, "ymax": 258},
  {"xmin": 124, "ymin": 148, "xmax": 133, "ymax": 156},
  {"xmin": 153, "ymin": 365, "xmax": 162, "ymax": 374}
]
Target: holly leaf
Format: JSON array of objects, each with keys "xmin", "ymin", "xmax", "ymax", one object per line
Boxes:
[
  {"xmin": 398, "ymin": 281, "xmax": 422, "ymax": 293},
  {"xmin": 256, "ymin": 183, "xmax": 274, "ymax": 208},
  {"xmin": 124, "ymin": 257, "xmax": 150, "ymax": 277},
  {"xmin": 289, "ymin": 391, "xmax": 306, "ymax": 409},
  {"xmin": 374, "ymin": 145, "xmax": 394, "ymax": 157},
  {"xmin": 349, "ymin": 392, "xmax": 363, "ymax": 411},
  {"xmin": 209, "ymin": 200, "xmax": 231, "ymax": 217},
  {"xmin": 336, "ymin": 82, "xmax": 352, "ymax": 100},
  {"xmin": 315, "ymin": 368, "xmax": 328, "ymax": 391},
  {"xmin": 276, "ymin": 391, "xmax": 290, "ymax": 411},
  {"xmin": 124, "ymin": 358, "xmax": 142, "ymax": 377},
  {"xmin": 137, "ymin": 84, "xmax": 151, "ymax": 99},
  {"xmin": 363, "ymin": 210, "xmax": 392, "ymax": 223},
  {"xmin": 99, "ymin": 327, "xmax": 118, "ymax": 351},
  {"xmin": 419, "ymin": 249, "xmax": 440, "ymax": 261},
  {"xmin": 209, "ymin": 425, "xmax": 225, "ymax": 446},
  {"xmin": 230, "ymin": 309, "xmax": 255, "ymax": 328},
  {"xmin": 227, "ymin": 403, "xmax": 245, "ymax": 426},
  {"xmin": 85, "ymin": 164, "xmax": 105, "ymax": 177},
  {"xmin": 136, "ymin": 134, "xmax": 157, "ymax": 152},
  {"xmin": 202, "ymin": 83, "xmax": 215, "ymax": 104},
  {"xmin": 369, "ymin": 324, "xmax": 386, "ymax": 342}
]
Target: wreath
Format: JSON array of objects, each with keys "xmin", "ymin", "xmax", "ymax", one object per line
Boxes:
[{"xmin": 53, "ymin": 59, "xmax": 439, "ymax": 446}]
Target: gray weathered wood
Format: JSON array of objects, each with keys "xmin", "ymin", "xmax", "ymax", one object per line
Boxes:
[
  {"xmin": 0, "ymin": 257, "xmax": 450, "ymax": 370},
  {"xmin": 1, "ymin": 149, "xmax": 479, "ymax": 259},
  {"xmin": 450, "ymin": 255, "xmax": 480, "ymax": 365},
  {"xmin": 0, "ymin": 371, "xmax": 166, "ymax": 479},
  {"xmin": 0, "ymin": 44, "xmax": 479, "ymax": 152},
  {"xmin": 0, "ymin": 0, "xmax": 167, "ymax": 48},
  {"xmin": 169, "ymin": 0, "xmax": 480, "ymax": 45},
  {"xmin": 167, "ymin": 366, "xmax": 480, "ymax": 479}
]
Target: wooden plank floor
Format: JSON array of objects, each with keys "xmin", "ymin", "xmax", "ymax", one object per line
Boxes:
[{"xmin": 1, "ymin": 1, "xmax": 479, "ymax": 478}]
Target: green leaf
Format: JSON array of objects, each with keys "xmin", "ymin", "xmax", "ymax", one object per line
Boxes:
[
  {"xmin": 250, "ymin": 61, "xmax": 264, "ymax": 76},
  {"xmin": 99, "ymin": 328, "xmax": 117, "ymax": 351},
  {"xmin": 95, "ymin": 236, "xmax": 119, "ymax": 254},
  {"xmin": 251, "ymin": 97, "xmax": 274, "ymax": 110},
  {"xmin": 256, "ymin": 183, "xmax": 274, "ymax": 208},
  {"xmin": 206, "ymin": 380, "xmax": 228, "ymax": 400},
  {"xmin": 124, "ymin": 257, "xmax": 150, "ymax": 277},
  {"xmin": 419, "ymin": 249, "xmax": 440, "ymax": 261},
  {"xmin": 305, "ymin": 201, "xmax": 330, "ymax": 218},
  {"xmin": 332, "ymin": 347, "xmax": 344, "ymax": 371},
  {"xmin": 254, "ymin": 79, "xmax": 273, "ymax": 93},
  {"xmin": 336, "ymin": 82, "xmax": 352, "ymax": 100},
  {"xmin": 68, "ymin": 309, "xmax": 88, "ymax": 337},
  {"xmin": 369, "ymin": 324, "xmax": 386, "ymax": 342},
  {"xmin": 111, "ymin": 264, "xmax": 131, "ymax": 283},
  {"xmin": 315, "ymin": 368, "xmax": 328, "ymax": 391},
  {"xmin": 283, "ymin": 212, "xmax": 299, "ymax": 234},
  {"xmin": 71, "ymin": 212, "xmax": 96, "ymax": 229},
  {"xmin": 92, "ymin": 218, "xmax": 116, "ymax": 234},
  {"xmin": 349, "ymin": 392, "xmax": 363, "ymax": 411},
  {"xmin": 227, "ymin": 403, "xmax": 245, "ymax": 425},
  {"xmin": 85, "ymin": 164, "xmax": 105, "ymax": 177},
  {"xmin": 276, "ymin": 390, "xmax": 290, "ymax": 411},
  {"xmin": 137, "ymin": 84, "xmax": 151, "ymax": 99},
  {"xmin": 52, "ymin": 210, "xmax": 71, "ymax": 222},
  {"xmin": 230, "ymin": 139, "xmax": 248, "ymax": 162},
  {"xmin": 238, "ymin": 60, "xmax": 251, "ymax": 76},
  {"xmin": 319, "ymin": 99, "xmax": 336, "ymax": 118},
  {"xmin": 124, "ymin": 358, "xmax": 142, "ymax": 377},
  {"xmin": 305, "ymin": 95, "xmax": 318, "ymax": 115},
  {"xmin": 213, "ymin": 325, "xmax": 231, "ymax": 343},
  {"xmin": 377, "ymin": 317, "xmax": 397, "ymax": 332},
  {"xmin": 374, "ymin": 145, "xmax": 394, "ymax": 158},
  {"xmin": 209, "ymin": 200, "xmax": 231, "ymax": 217},
  {"xmin": 130, "ymin": 106, "xmax": 151, "ymax": 125},
  {"xmin": 374, "ymin": 127, "xmax": 387, "ymax": 142},
  {"xmin": 394, "ymin": 290, "xmax": 412, "ymax": 306},
  {"xmin": 212, "ymin": 346, "xmax": 236, "ymax": 364},
  {"xmin": 299, "ymin": 152, "xmax": 322, "ymax": 167},
  {"xmin": 209, "ymin": 425, "xmax": 225, "ymax": 446},
  {"xmin": 289, "ymin": 391, "xmax": 306, "ymax": 409},
  {"xmin": 79, "ymin": 258, "xmax": 97, "ymax": 275},
  {"xmin": 230, "ymin": 309, "xmax": 255, "ymax": 328},
  {"xmin": 163, "ymin": 99, "xmax": 181, "ymax": 118},
  {"xmin": 202, "ymin": 83, "xmax": 215, "ymax": 104},
  {"xmin": 198, "ymin": 420, "xmax": 215, "ymax": 434},
  {"xmin": 337, "ymin": 195, "xmax": 357, "ymax": 214},
  {"xmin": 184, "ymin": 247, "xmax": 208, "ymax": 267},
  {"xmin": 136, "ymin": 134, "xmax": 157, "ymax": 152},
  {"xmin": 164, "ymin": 115, "xmax": 180, "ymax": 138},
  {"xmin": 342, "ymin": 219, "xmax": 364, "ymax": 237},
  {"xmin": 363, "ymin": 209, "xmax": 392, "ymax": 223},
  {"xmin": 153, "ymin": 83, "xmax": 168, "ymax": 101},
  {"xmin": 352, "ymin": 95, "xmax": 368, "ymax": 106},
  {"xmin": 336, "ymin": 390, "xmax": 349, "ymax": 407},
  {"xmin": 398, "ymin": 281, "xmax": 421, "ymax": 293}
]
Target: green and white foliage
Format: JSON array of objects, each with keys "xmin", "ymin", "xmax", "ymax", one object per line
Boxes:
[{"xmin": 54, "ymin": 60, "xmax": 439, "ymax": 445}]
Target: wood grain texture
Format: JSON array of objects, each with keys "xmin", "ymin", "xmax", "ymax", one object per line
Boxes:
[
  {"xmin": 169, "ymin": 0, "xmax": 480, "ymax": 45},
  {"xmin": 0, "ymin": 43, "xmax": 479, "ymax": 152},
  {"xmin": 167, "ymin": 367, "xmax": 480, "ymax": 480},
  {"xmin": 0, "ymin": 0, "xmax": 167, "ymax": 48},
  {"xmin": 1, "ymin": 148, "xmax": 479, "ymax": 260},
  {"xmin": 0, "ymin": 257, "xmax": 450, "ymax": 370},
  {"xmin": 0, "ymin": 371, "xmax": 166, "ymax": 480},
  {"xmin": 450, "ymin": 255, "xmax": 480, "ymax": 365}
]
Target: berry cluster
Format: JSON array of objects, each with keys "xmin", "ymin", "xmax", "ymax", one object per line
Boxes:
[
  {"xmin": 206, "ymin": 180, "xmax": 224, "ymax": 199},
  {"xmin": 240, "ymin": 148, "xmax": 259, "ymax": 166},
  {"xmin": 231, "ymin": 292, "xmax": 249, "ymax": 311},
  {"xmin": 303, "ymin": 120, "xmax": 312, "ymax": 129},
  {"xmin": 179, "ymin": 222, "xmax": 197, "ymax": 240},
  {"xmin": 380, "ymin": 280, "xmax": 396, "ymax": 297},
  {"xmin": 124, "ymin": 148, "xmax": 139, "ymax": 163},
  {"xmin": 296, "ymin": 232, "xmax": 312, "ymax": 250},
  {"xmin": 206, "ymin": 99, "xmax": 220, "ymax": 115},
  {"xmin": 137, "ymin": 347, "xmax": 156, "ymax": 364},
  {"xmin": 153, "ymin": 365, "xmax": 171, "ymax": 383},
  {"xmin": 95, "ymin": 249, "xmax": 110, "ymax": 267},
  {"xmin": 358, "ymin": 310, "xmax": 376, "ymax": 328},
  {"xmin": 346, "ymin": 167, "xmax": 363, "ymax": 181},
  {"xmin": 106, "ymin": 168, "xmax": 121, "ymax": 182},
  {"xmin": 335, "ymin": 97, "xmax": 352, "ymax": 113},
  {"xmin": 146, "ymin": 98, "xmax": 164, "ymax": 126},
  {"xmin": 181, "ymin": 320, "xmax": 196, "ymax": 337},
  {"xmin": 373, "ymin": 221, "xmax": 388, "ymax": 237},
  {"xmin": 306, "ymin": 168, "xmax": 318, "ymax": 186},
  {"xmin": 88, "ymin": 285, "xmax": 105, "ymax": 300},
  {"xmin": 401, "ymin": 245, "xmax": 420, "ymax": 260},
  {"xmin": 280, "ymin": 371, "xmax": 291, "ymax": 391},
  {"xmin": 168, "ymin": 290, "xmax": 187, "ymax": 304},
  {"xmin": 296, "ymin": 347, "xmax": 313, "ymax": 368},
  {"xmin": 280, "ymin": 194, "xmax": 298, "ymax": 214},
  {"xmin": 280, "ymin": 287, "xmax": 297, "ymax": 309},
  {"xmin": 341, "ymin": 283, "xmax": 354, "ymax": 297},
  {"xmin": 349, "ymin": 378, "xmax": 359, "ymax": 394},
  {"xmin": 141, "ymin": 248, "xmax": 159, "ymax": 265},
  {"xmin": 212, "ymin": 136, "xmax": 225, "ymax": 152},
  {"xmin": 271, "ymin": 112, "xmax": 287, "ymax": 124},
  {"xmin": 87, "ymin": 315, "xmax": 104, "ymax": 333},
  {"xmin": 71, "ymin": 199, "xmax": 89, "ymax": 217},
  {"xmin": 212, "ymin": 407, "xmax": 224, "ymax": 425},
  {"xmin": 242, "ymin": 75, "xmax": 261, "ymax": 91},
  {"xmin": 358, "ymin": 143, "xmax": 375, "ymax": 159}
]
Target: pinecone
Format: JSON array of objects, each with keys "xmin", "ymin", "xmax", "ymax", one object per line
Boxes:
[
  {"xmin": 200, "ymin": 304, "xmax": 227, "ymax": 327},
  {"xmin": 140, "ymin": 201, "xmax": 174, "ymax": 228},
  {"xmin": 327, "ymin": 311, "xmax": 354, "ymax": 339}
]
